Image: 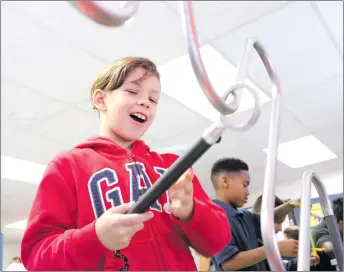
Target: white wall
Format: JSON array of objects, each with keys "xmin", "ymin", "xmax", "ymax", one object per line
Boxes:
[
  {"xmin": 2, "ymin": 243, "xmax": 20, "ymax": 270},
  {"xmin": 245, "ymin": 169, "xmax": 343, "ymax": 208}
]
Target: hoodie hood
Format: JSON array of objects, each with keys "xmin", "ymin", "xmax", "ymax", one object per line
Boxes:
[{"xmin": 75, "ymin": 136, "xmax": 151, "ymax": 156}]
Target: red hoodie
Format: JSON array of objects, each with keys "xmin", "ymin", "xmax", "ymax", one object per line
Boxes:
[{"xmin": 21, "ymin": 136, "xmax": 231, "ymax": 271}]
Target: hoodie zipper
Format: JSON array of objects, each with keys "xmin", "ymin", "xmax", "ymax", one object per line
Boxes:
[{"xmin": 126, "ymin": 149, "xmax": 167, "ymax": 271}]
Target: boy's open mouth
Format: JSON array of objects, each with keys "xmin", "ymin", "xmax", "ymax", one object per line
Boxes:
[{"xmin": 130, "ymin": 113, "xmax": 147, "ymax": 123}]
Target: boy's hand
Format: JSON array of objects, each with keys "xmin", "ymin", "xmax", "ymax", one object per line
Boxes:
[
  {"xmin": 310, "ymin": 255, "xmax": 320, "ymax": 266},
  {"xmin": 278, "ymin": 239, "xmax": 299, "ymax": 257},
  {"xmin": 95, "ymin": 202, "xmax": 154, "ymax": 251},
  {"xmin": 289, "ymin": 198, "xmax": 301, "ymax": 208},
  {"xmin": 164, "ymin": 168, "xmax": 195, "ymax": 221}
]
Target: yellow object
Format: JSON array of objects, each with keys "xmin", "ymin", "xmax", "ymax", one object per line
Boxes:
[
  {"xmin": 289, "ymin": 201, "xmax": 323, "ymax": 226},
  {"xmin": 290, "ymin": 201, "xmax": 300, "ymax": 207},
  {"xmin": 312, "ymin": 248, "xmax": 326, "ymax": 257}
]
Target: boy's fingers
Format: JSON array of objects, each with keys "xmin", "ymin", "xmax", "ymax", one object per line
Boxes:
[
  {"xmin": 118, "ymin": 212, "xmax": 154, "ymax": 226},
  {"xmin": 108, "ymin": 202, "xmax": 135, "ymax": 214}
]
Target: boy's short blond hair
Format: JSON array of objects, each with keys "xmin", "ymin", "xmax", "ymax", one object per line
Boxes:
[{"xmin": 90, "ymin": 57, "xmax": 160, "ymax": 110}]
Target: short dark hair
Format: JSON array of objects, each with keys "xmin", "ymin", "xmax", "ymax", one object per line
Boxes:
[
  {"xmin": 332, "ymin": 197, "xmax": 343, "ymax": 222},
  {"xmin": 210, "ymin": 158, "xmax": 249, "ymax": 189},
  {"xmin": 252, "ymin": 194, "xmax": 284, "ymax": 213},
  {"xmin": 284, "ymin": 226, "xmax": 299, "ymax": 240}
]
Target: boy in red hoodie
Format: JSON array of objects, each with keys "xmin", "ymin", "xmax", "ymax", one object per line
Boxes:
[{"xmin": 20, "ymin": 57, "xmax": 231, "ymax": 271}]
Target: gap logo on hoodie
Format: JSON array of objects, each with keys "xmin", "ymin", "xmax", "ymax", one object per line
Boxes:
[{"xmin": 88, "ymin": 163, "xmax": 169, "ymax": 218}]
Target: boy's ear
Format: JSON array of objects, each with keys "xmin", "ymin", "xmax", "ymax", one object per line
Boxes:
[
  {"xmin": 222, "ymin": 176, "xmax": 230, "ymax": 189},
  {"xmin": 93, "ymin": 89, "xmax": 107, "ymax": 112}
]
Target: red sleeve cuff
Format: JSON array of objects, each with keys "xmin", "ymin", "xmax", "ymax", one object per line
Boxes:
[{"xmin": 170, "ymin": 197, "xmax": 204, "ymax": 231}]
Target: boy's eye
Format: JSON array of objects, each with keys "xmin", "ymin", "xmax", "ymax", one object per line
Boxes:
[
  {"xmin": 149, "ymin": 98, "xmax": 157, "ymax": 104},
  {"xmin": 126, "ymin": 90, "xmax": 138, "ymax": 94}
]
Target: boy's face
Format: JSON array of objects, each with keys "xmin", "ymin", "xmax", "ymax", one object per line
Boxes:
[
  {"xmin": 224, "ymin": 170, "xmax": 250, "ymax": 208},
  {"xmin": 96, "ymin": 67, "xmax": 161, "ymax": 142}
]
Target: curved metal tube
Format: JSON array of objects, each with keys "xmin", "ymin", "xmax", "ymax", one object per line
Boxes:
[
  {"xmin": 180, "ymin": 0, "xmax": 264, "ymax": 130},
  {"xmin": 219, "ymin": 82, "xmax": 260, "ymax": 131},
  {"xmin": 298, "ymin": 171, "xmax": 343, "ymax": 271},
  {"xmin": 180, "ymin": 1, "xmax": 241, "ymax": 116},
  {"xmin": 230, "ymin": 38, "xmax": 256, "ymax": 111},
  {"xmin": 257, "ymin": 44, "xmax": 284, "ymax": 271},
  {"xmin": 69, "ymin": 1, "xmax": 139, "ymax": 27}
]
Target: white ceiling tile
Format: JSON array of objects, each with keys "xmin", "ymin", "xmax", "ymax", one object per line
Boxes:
[
  {"xmin": 312, "ymin": 122, "xmax": 343, "ymax": 158},
  {"xmin": 1, "ymin": 78, "xmax": 68, "ymax": 131},
  {"xmin": 213, "ymin": 1, "xmax": 343, "ymax": 95},
  {"xmin": 283, "ymin": 74, "xmax": 343, "ymax": 132},
  {"xmin": 166, "ymin": 1, "xmax": 287, "ymax": 41},
  {"xmin": 3, "ymin": 1, "xmax": 188, "ymax": 66},
  {"xmin": 1, "ymin": 5, "xmax": 107, "ymax": 105},
  {"xmin": 202, "ymin": 131, "xmax": 268, "ymax": 169},
  {"xmin": 224, "ymin": 101, "xmax": 310, "ymax": 149},
  {"xmin": 31, "ymin": 108, "xmax": 100, "ymax": 147},
  {"xmin": 313, "ymin": 1, "xmax": 343, "ymax": 56},
  {"xmin": 249, "ymin": 162, "xmax": 305, "ymax": 191},
  {"xmin": 1, "ymin": 126, "xmax": 70, "ymax": 165},
  {"xmin": 145, "ymin": 93, "xmax": 211, "ymax": 141}
]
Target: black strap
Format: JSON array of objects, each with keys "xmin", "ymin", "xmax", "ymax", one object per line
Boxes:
[{"xmin": 114, "ymin": 250, "xmax": 129, "ymax": 271}]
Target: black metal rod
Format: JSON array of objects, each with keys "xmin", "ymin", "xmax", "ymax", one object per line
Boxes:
[{"xmin": 127, "ymin": 137, "xmax": 215, "ymax": 214}]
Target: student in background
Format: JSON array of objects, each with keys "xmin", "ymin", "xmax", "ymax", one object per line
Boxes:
[
  {"xmin": 253, "ymin": 195, "xmax": 319, "ymax": 271},
  {"xmin": 312, "ymin": 196, "xmax": 343, "ymax": 271},
  {"xmin": 210, "ymin": 158, "xmax": 301, "ymax": 271},
  {"xmin": 7, "ymin": 256, "xmax": 26, "ymax": 271}
]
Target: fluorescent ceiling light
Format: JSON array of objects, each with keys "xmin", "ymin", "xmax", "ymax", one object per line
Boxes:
[
  {"xmin": 1, "ymin": 155, "xmax": 46, "ymax": 184},
  {"xmin": 263, "ymin": 135, "xmax": 337, "ymax": 168},
  {"xmin": 4, "ymin": 220, "xmax": 27, "ymax": 230},
  {"xmin": 158, "ymin": 44, "xmax": 270, "ymax": 121}
]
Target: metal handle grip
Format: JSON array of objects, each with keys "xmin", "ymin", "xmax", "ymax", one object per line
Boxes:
[
  {"xmin": 69, "ymin": 1, "xmax": 140, "ymax": 27},
  {"xmin": 298, "ymin": 171, "xmax": 343, "ymax": 271},
  {"xmin": 127, "ymin": 137, "xmax": 214, "ymax": 214}
]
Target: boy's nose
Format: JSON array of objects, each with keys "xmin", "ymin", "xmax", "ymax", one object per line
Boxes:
[{"xmin": 138, "ymin": 99, "xmax": 149, "ymax": 108}]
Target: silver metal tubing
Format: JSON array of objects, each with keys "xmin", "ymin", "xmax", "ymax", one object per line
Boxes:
[
  {"xmin": 253, "ymin": 40, "xmax": 283, "ymax": 271},
  {"xmin": 69, "ymin": 1, "xmax": 139, "ymax": 27},
  {"xmin": 227, "ymin": 38, "xmax": 256, "ymax": 112},
  {"xmin": 180, "ymin": 1, "xmax": 242, "ymax": 116},
  {"xmin": 298, "ymin": 171, "xmax": 343, "ymax": 271}
]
